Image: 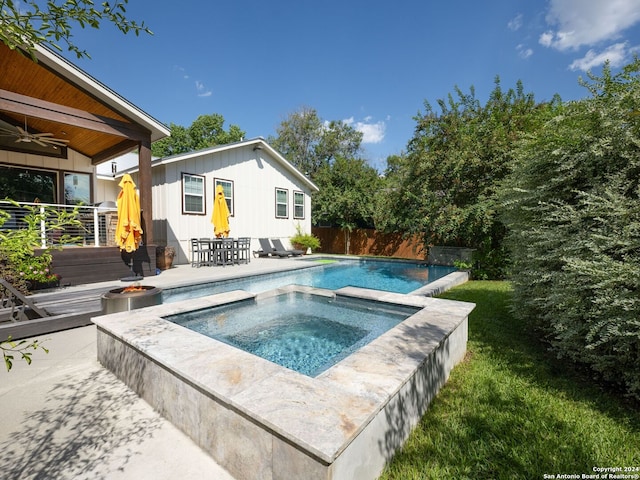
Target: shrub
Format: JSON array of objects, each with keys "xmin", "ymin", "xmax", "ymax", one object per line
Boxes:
[
  {"xmin": 501, "ymin": 61, "xmax": 640, "ymax": 399},
  {"xmin": 290, "ymin": 224, "xmax": 321, "ymax": 251},
  {"xmin": 0, "ymin": 200, "xmax": 82, "ymax": 292}
]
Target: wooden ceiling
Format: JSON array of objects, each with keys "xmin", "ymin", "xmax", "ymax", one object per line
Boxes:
[{"xmin": 0, "ymin": 43, "xmax": 166, "ymax": 164}]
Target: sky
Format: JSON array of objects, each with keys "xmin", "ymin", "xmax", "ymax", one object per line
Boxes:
[{"xmin": 58, "ymin": 0, "xmax": 640, "ymax": 171}]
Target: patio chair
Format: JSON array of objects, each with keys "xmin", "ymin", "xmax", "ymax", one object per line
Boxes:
[
  {"xmin": 190, "ymin": 238, "xmax": 202, "ymax": 267},
  {"xmin": 234, "ymin": 237, "xmax": 251, "ymax": 264},
  {"xmin": 254, "ymin": 238, "xmax": 290, "ymax": 258},
  {"xmin": 271, "ymin": 238, "xmax": 304, "ymax": 256},
  {"xmin": 214, "ymin": 237, "xmax": 235, "ymax": 266}
]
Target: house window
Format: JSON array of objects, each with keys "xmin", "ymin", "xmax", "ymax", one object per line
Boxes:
[
  {"xmin": 0, "ymin": 165, "xmax": 57, "ymax": 203},
  {"xmin": 214, "ymin": 178, "xmax": 234, "ymax": 216},
  {"xmin": 293, "ymin": 191, "xmax": 304, "ymax": 219},
  {"xmin": 64, "ymin": 172, "xmax": 91, "ymax": 205},
  {"xmin": 182, "ymin": 173, "xmax": 205, "ymax": 214},
  {"xmin": 275, "ymin": 188, "xmax": 288, "ymax": 218}
]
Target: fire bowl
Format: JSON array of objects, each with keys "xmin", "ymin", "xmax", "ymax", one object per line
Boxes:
[{"xmin": 101, "ymin": 285, "xmax": 163, "ymax": 314}]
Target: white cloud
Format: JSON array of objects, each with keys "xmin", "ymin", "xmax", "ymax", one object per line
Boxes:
[
  {"xmin": 569, "ymin": 42, "xmax": 632, "ymax": 71},
  {"xmin": 344, "ymin": 117, "xmax": 386, "ymax": 144},
  {"xmin": 539, "ymin": 31, "xmax": 554, "ymax": 47},
  {"xmin": 508, "ymin": 13, "xmax": 523, "ymax": 31},
  {"xmin": 541, "ymin": 0, "xmax": 640, "ymax": 51},
  {"xmin": 516, "ymin": 44, "xmax": 533, "ymax": 59},
  {"xmin": 195, "ymin": 80, "xmax": 212, "ymax": 97}
]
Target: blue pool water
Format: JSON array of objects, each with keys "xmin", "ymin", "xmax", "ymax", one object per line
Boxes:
[
  {"xmin": 163, "ymin": 259, "xmax": 455, "ymax": 303},
  {"xmin": 164, "ymin": 292, "xmax": 419, "ymax": 376}
]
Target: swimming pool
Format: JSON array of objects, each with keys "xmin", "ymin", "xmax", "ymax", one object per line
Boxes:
[
  {"xmin": 164, "ymin": 291, "xmax": 420, "ymax": 377},
  {"xmin": 163, "ymin": 259, "xmax": 456, "ymax": 303}
]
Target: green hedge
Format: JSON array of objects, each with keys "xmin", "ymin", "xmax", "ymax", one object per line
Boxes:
[{"xmin": 501, "ymin": 61, "xmax": 640, "ymax": 399}]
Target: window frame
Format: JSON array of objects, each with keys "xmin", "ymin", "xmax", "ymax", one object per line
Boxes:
[
  {"xmin": 0, "ymin": 164, "xmax": 58, "ymax": 203},
  {"xmin": 293, "ymin": 190, "xmax": 305, "ymax": 219},
  {"xmin": 181, "ymin": 172, "xmax": 206, "ymax": 215},
  {"xmin": 214, "ymin": 178, "xmax": 234, "ymax": 217},
  {"xmin": 63, "ymin": 172, "xmax": 91, "ymax": 205},
  {"xmin": 275, "ymin": 187, "xmax": 289, "ymax": 219}
]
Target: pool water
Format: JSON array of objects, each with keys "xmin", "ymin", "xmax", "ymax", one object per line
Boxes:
[
  {"xmin": 163, "ymin": 259, "xmax": 455, "ymax": 303},
  {"xmin": 164, "ymin": 292, "xmax": 419, "ymax": 377}
]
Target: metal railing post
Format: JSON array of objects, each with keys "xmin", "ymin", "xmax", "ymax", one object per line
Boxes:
[
  {"xmin": 93, "ymin": 207, "xmax": 100, "ymax": 246},
  {"xmin": 40, "ymin": 205, "xmax": 46, "ymax": 248}
]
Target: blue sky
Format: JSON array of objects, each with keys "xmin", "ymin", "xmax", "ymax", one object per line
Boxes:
[{"xmin": 61, "ymin": 0, "xmax": 640, "ymax": 170}]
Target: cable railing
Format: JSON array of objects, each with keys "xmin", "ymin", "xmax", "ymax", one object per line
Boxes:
[{"xmin": 0, "ymin": 200, "xmax": 118, "ymax": 248}]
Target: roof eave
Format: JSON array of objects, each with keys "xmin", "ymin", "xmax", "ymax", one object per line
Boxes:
[{"xmin": 34, "ymin": 45, "xmax": 170, "ymax": 142}]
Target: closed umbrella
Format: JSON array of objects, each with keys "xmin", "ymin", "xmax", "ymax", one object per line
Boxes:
[
  {"xmin": 211, "ymin": 184, "xmax": 230, "ymax": 238},
  {"xmin": 115, "ymin": 173, "xmax": 143, "ymax": 252}
]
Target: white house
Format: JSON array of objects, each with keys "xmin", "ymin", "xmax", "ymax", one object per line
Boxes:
[{"xmin": 98, "ymin": 138, "xmax": 319, "ymax": 265}]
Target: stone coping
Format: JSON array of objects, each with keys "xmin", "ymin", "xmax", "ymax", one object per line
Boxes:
[{"xmin": 93, "ymin": 285, "xmax": 475, "ymax": 464}]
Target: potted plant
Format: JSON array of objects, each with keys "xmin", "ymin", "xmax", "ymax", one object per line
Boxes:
[
  {"xmin": 290, "ymin": 224, "xmax": 321, "ymax": 254},
  {"xmin": 156, "ymin": 245, "xmax": 176, "ymax": 270}
]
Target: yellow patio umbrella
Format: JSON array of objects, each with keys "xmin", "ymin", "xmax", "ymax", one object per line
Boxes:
[
  {"xmin": 211, "ymin": 184, "xmax": 230, "ymax": 238},
  {"xmin": 115, "ymin": 173, "xmax": 143, "ymax": 252}
]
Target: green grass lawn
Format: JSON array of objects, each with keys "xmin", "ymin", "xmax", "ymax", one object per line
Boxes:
[{"xmin": 379, "ymin": 281, "xmax": 640, "ymax": 480}]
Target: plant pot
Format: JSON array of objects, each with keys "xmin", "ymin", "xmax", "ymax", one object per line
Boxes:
[
  {"xmin": 293, "ymin": 243, "xmax": 307, "ymax": 254},
  {"xmin": 156, "ymin": 253, "xmax": 174, "ymax": 270},
  {"xmin": 28, "ymin": 279, "xmax": 60, "ymax": 291},
  {"xmin": 156, "ymin": 246, "xmax": 176, "ymax": 270}
]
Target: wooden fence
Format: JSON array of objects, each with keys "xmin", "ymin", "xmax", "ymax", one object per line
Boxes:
[{"xmin": 311, "ymin": 227, "xmax": 426, "ymax": 260}]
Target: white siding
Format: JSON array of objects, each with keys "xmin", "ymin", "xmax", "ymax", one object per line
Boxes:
[{"xmin": 135, "ymin": 144, "xmax": 314, "ymax": 265}]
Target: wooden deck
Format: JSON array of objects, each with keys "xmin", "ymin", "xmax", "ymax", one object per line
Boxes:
[{"xmin": 1, "ymin": 284, "xmax": 108, "ymax": 340}]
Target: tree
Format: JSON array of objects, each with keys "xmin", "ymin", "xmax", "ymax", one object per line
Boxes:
[
  {"xmin": 377, "ymin": 79, "xmax": 555, "ymax": 277},
  {"xmin": 0, "ymin": 0, "xmax": 152, "ymax": 59},
  {"xmin": 501, "ymin": 60, "xmax": 640, "ymax": 399},
  {"xmin": 312, "ymin": 156, "xmax": 381, "ymax": 254},
  {"xmin": 269, "ymin": 107, "xmax": 363, "ymax": 178},
  {"xmin": 151, "ymin": 114, "xmax": 245, "ymax": 157}
]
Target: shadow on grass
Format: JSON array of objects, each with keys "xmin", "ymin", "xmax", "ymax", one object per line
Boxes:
[
  {"xmin": 381, "ymin": 281, "xmax": 640, "ymax": 480},
  {"xmin": 0, "ymin": 367, "xmax": 163, "ymax": 480},
  {"xmin": 443, "ymin": 281, "xmax": 640, "ymax": 417}
]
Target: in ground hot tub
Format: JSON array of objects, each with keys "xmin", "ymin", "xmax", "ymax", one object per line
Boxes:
[
  {"xmin": 93, "ymin": 285, "xmax": 474, "ymax": 480},
  {"xmin": 163, "ymin": 291, "xmax": 420, "ymax": 377}
]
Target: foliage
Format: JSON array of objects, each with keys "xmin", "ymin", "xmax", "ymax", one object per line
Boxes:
[
  {"xmin": 151, "ymin": 114, "xmax": 245, "ymax": 157},
  {"xmin": 376, "ymin": 79, "xmax": 558, "ymax": 278},
  {"xmin": 0, "ymin": 0, "xmax": 152, "ymax": 59},
  {"xmin": 380, "ymin": 281, "xmax": 640, "ymax": 479},
  {"xmin": 269, "ymin": 106, "xmax": 363, "ymax": 178},
  {"xmin": 2, "ymin": 335, "xmax": 49, "ymax": 371},
  {"xmin": 312, "ymin": 156, "xmax": 380, "ymax": 254},
  {"xmin": 0, "ymin": 200, "xmax": 82, "ymax": 292},
  {"xmin": 290, "ymin": 223, "xmax": 320, "ymax": 251},
  {"xmin": 501, "ymin": 60, "xmax": 640, "ymax": 399}
]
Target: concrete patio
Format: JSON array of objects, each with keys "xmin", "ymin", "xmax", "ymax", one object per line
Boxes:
[
  {"xmin": 0, "ymin": 257, "xmax": 470, "ymax": 479},
  {"xmin": 1, "ymin": 258, "xmax": 308, "ymax": 480}
]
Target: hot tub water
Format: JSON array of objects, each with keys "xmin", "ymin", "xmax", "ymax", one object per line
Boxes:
[{"xmin": 164, "ymin": 292, "xmax": 419, "ymax": 376}]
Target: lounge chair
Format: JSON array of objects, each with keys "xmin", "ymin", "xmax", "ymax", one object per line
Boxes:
[
  {"xmin": 254, "ymin": 238, "xmax": 291, "ymax": 258},
  {"xmin": 271, "ymin": 238, "xmax": 304, "ymax": 256}
]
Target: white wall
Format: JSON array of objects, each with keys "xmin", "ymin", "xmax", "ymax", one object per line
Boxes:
[
  {"xmin": 140, "ymin": 144, "xmax": 314, "ymax": 264},
  {"xmin": 0, "ymin": 148, "xmax": 93, "ymax": 174}
]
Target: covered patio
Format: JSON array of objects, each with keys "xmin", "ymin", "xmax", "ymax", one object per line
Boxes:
[{"xmin": 0, "ymin": 42, "xmax": 170, "ymax": 283}]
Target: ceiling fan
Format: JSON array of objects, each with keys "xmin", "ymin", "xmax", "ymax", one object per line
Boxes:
[{"xmin": 0, "ymin": 118, "xmax": 69, "ymax": 148}]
